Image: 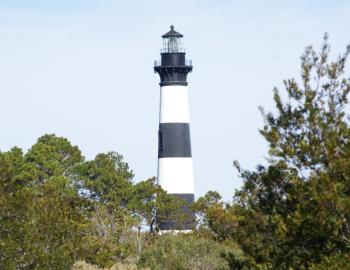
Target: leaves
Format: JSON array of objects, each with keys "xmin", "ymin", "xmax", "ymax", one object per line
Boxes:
[
  {"xmin": 0, "ymin": 133, "xmax": 191, "ymax": 269},
  {"xmin": 194, "ymin": 34, "xmax": 350, "ymax": 269},
  {"xmin": 260, "ymin": 34, "xmax": 350, "ymax": 175}
]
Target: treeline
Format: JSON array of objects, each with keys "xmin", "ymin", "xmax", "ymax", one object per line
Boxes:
[{"xmin": 1, "ymin": 35, "xmax": 350, "ymax": 269}]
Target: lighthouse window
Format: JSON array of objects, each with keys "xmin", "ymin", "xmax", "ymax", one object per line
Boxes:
[
  {"xmin": 169, "ymin": 37, "xmax": 178, "ymax": 52},
  {"xmin": 158, "ymin": 130, "xmax": 164, "ymax": 151},
  {"xmin": 162, "ymin": 37, "xmax": 185, "ymax": 53}
]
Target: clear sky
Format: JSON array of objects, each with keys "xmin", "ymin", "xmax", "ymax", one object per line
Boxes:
[{"xmin": 0, "ymin": 0, "xmax": 349, "ymax": 201}]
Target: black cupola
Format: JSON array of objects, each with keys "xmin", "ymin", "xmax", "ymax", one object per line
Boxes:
[{"xmin": 154, "ymin": 25, "xmax": 192, "ymax": 86}]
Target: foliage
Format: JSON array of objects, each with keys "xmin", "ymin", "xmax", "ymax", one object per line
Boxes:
[
  {"xmin": 309, "ymin": 253, "xmax": 350, "ymax": 270},
  {"xmin": 260, "ymin": 33, "xmax": 350, "ymax": 175},
  {"xmin": 73, "ymin": 152, "xmax": 134, "ymax": 207},
  {"xmin": 0, "ymin": 137, "xmax": 89, "ymax": 269},
  {"xmin": 0, "ymin": 134, "xmax": 181, "ymax": 269},
  {"xmin": 139, "ymin": 233, "xmax": 242, "ymax": 270},
  {"xmin": 195, "ymin": 34, "xmax": 350, "ymax": 269},
  {"xmin": 72, "ymin": 260, "xmax": 147, "ymax": 270},
  {"xmin": 245, "ymin": 33, "xmax": 350, "ymax": 268},
  {"xmin": 126, "ymin": 177, "xmax": 187, "ymax": 232}
]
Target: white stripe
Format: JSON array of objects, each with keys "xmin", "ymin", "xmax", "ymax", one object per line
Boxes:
[
  {"xmin": 157, "ymin": 157, "xmax": 194, "ymax": 194},
  {"xmin": 159, "ymin": 85, "xmax": 190, "ymax": 123}
]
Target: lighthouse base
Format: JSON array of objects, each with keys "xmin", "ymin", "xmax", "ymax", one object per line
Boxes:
[{"xmin": 158, "ymin": 193, "xmax": 195, "ymax": 231}]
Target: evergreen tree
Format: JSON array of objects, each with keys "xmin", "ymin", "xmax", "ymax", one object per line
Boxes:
[{"xmin": 196, "ymin": 34, "xmax": 350, "ymax": 269}]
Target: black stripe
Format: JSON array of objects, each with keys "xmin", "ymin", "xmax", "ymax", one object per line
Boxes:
[
  {"xmin": 158, "ymin": 193, "xmax": 195, "ymax": 231},
  {"xmin": 158, "ymin": 123, "xmax": 192, "ymax": 158},
  {"xmin": 159, "ymin": 81, "xmax": 188, "ymax": 86}
]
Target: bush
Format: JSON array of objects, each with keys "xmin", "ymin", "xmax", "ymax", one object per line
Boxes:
[
  {"xmin": 72, "ymin": 260, "xmax": 146, "ymax": 270},
  {"xmin": 139, "ymin": 233, "xmax": 244, "ymax": 270}
]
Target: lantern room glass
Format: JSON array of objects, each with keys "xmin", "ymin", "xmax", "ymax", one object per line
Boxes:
[{"xmin": 162, "ymin": 37, "xmax": 185, "ymax": 53}]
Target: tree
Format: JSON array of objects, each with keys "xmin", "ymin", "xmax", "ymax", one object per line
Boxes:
[
  {"xmin": 260, "ymin": 33, "xmax": 350, "ymax": 176},
  {"xmin": 0, "ymin": 136, "xmax": 89, "ymax": 269},
  {"xmin": 73, "ymin": 152, "xmax": 134, "ymax": 208},
  {"xmin": 196, "ymin": 34, "xmax": 350, "ymax": 269},
  {"xmin": 235, "ymin": 34, "xmax": 350, "ymax": 269},
  {"xmin": 25, "ymin": 134, "xmax": 84, "ymax": 182},
  {"xmin": 0, "ymin": 134, "xmax": 187, "ymax": 269},
  {"xmin": 0, "ymin": 135, "xmax": 140, "ymax": 269}
]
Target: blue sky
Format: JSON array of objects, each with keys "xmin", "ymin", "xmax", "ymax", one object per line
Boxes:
[{"xmin": 1, "ymin": 0, "xmax": 349, "ymax": 201}]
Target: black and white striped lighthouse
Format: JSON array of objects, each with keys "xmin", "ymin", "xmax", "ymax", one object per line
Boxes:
[{"xmin": 154, "ymin": 26, "xmax": 195, "ymax": 231}]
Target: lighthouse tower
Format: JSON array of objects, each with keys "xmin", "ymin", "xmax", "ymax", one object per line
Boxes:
[{"xmin": 154, "ymin": 26, "xmax": 195, "ymax": 231}]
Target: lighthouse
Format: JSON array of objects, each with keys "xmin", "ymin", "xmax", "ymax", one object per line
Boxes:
[{"xmin": 154, "ymin": 26, "xmax": 195, "ymax": 231}]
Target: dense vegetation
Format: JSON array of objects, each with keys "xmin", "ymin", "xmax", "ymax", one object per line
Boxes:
[{"xmin": 1, "ymin": 35, "xmax": 350, "ymax": 269}]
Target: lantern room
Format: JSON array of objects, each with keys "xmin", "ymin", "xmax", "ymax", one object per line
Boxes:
[{"xmin": 161, "ymin": 25, "xmax": 185, "ymax": 53}]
